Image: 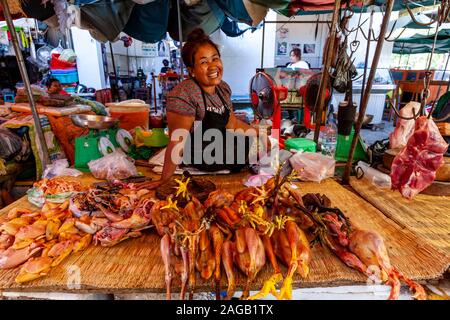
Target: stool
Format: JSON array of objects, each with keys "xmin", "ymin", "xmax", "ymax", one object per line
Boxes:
[{"xmin": 3, "ymin": 94, "xmax": 14, "ymax": 103}]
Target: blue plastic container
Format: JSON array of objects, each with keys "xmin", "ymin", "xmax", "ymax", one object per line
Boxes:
[{"xmin": 52, "ymin": 71, "xmax": 79, "ymax": 84}]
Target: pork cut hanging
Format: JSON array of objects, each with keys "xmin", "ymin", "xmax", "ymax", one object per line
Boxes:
[
  {"xmin": 390, "ymin": 116, "xmax": 448, "ymax": 199},
  {"xmin": 389, "ymin": 101, "xmax": 420, "ymax": 149}
]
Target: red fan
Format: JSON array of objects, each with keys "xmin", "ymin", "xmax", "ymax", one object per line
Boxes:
[{"xmin": 249, "ymin": 71, "xmax": 288, "ymax": 148}]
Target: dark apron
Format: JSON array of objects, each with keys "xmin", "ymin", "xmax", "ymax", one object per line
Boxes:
[{"xmin": 183, "ymin": 83, "xmax": 250, "ymax": 172}]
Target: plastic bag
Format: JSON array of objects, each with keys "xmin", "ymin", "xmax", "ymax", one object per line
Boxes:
[
  {"xmin": 43, "ymin": 159, "xmax": 82, "ymax": 179},
  {"xmin": 58, "ymin": 49, "xmax": 77, "ymax": 62},
  {"xmin": 27, "ymin": 187, "xmax": 76, "ymax": 207},
  {"xmin": 0, "ymin": 128, "xmax": 22, "ymax": 160},
  {"xmin": 289, "ymin": 151, "xmax": 335, "ymax": 182},
  {"xmin": 355, "ymin": 161, "xmax": 391, "ymax": 189},
  {"xmin": 88, "ymin": 150, "xmax": 138, "ymax": 180}
]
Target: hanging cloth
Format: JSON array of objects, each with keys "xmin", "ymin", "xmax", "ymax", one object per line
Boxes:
[
  {"xmin": 20, "ymin": 0, "xmax": 55, "ymax": 21},
  {"xmin": 248, "ymin": 0, "xmax": 290, "ymax": 9},
  {"xmin": 242, "ymin": 0, "xmax": 267, "ymax": 26},
  {"xmin": 212, "ymin": 0, "xmax": 253, "ymax": 25},
  {"xmin": 74, "ymin": 0, "xmax": 135, "ymax": 42},
  {"xmin": 220, "ymin": 17, "xmax": 256, "ymax": 37},
  {"xmin": 123, "ymin": 0, "xmax": 169, "ymax": 43}
]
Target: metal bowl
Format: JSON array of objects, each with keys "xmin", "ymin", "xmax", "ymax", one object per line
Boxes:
[{"xmin": 70, "ymin": 114, "xmax": 119, "ymax": 130}]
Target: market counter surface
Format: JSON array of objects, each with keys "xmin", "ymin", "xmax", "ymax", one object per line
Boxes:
[{"xmin": 0, "ymin": 168, "xmax": 448, "ymax": 296}]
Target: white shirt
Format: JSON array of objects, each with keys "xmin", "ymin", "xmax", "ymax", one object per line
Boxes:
[{"xmin": 287, "ymin": 60, "xmax": 310, "ymax": 69}]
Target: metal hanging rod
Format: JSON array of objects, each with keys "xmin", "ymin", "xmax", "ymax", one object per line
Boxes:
[
  {"xmin": 263, "ymin": 21, "xmax": 332, "ymax": 24},
  {"xmin": 342, "ymin": 0, "xmax": 395, "ymax": 185},
  {"xmin": 0, "ymin": 0, "xmax": 51, "ymax": 172}
]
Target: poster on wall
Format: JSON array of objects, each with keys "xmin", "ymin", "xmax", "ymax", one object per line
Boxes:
[
  {"xmin": 158, "ymin": 41, "xmax": 168, "ymax": 57},
  {"xmin": 303, "ymin": 44, "xmax": 316, "ymax": 55},
  {"xmin": 277, "ymin": 27, "xmax": 289, "ymax": 39},
  {"xmin": 290, "ymin": 43, "xmax": 301, "ymax": 51},
  {"xmin": 142, "ymin": 43, "xmax": 158, "ymax": 57},
  {"xmin": 277, "ymin": 42, "xmax": 287, "ymax": 56}
]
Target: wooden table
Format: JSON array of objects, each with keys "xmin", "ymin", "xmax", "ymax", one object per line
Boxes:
[{"xmin": 0, "ymin": 168, "xmax": 448, "ymax": 299}]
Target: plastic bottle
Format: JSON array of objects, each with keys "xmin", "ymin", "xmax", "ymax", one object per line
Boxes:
[
  {"xmin": 320, "ymin": 121, "xmax": 337, "ymax": 158},
  {"xmin": 356, "ymin": 161, "xmax": 391, "ymax": 189}
]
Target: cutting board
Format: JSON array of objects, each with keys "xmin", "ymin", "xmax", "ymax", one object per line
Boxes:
[
  {"xmin": 437, "ymin": 122, "xmax": 450, "ymax": 136},
  {"xmin": 421, "ymin": 181, "xmax": 450, "ymax": 196},
  {"xmin": 10, "ymin": 103, "xmax": 91, "ymax": 117}
]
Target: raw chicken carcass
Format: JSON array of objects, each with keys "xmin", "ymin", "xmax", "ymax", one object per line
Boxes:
[
  {"xmin": 389, "ymin": 102, "xmax": 420, "ymax": 149},
  {"xmin": 390, "ymin": 116, "xmax": 448, "ymax": 199}
]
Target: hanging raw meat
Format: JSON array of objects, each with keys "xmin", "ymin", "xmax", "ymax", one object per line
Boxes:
[
  {"xmin": 390, "ymin": 116, "xmax": 449, "ymax": 199},
  {"xmin": 389, "ymin": 101, "xmax": 420, "ymax": 149}
]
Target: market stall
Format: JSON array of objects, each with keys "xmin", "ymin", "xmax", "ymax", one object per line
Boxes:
[
  {"xmin": 0, "ymin": 168, "xmax": 448, "ymax": 298},
  {"xmin": 0, "ymin": 0, "xmax": 449, "ymax": 302}
]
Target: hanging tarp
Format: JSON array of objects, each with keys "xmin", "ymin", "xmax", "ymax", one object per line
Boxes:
[
  {"xmin": 275, "ymin": 0, "xmax": 439, "ymax": 17},
  {"xmin": 0, "ymin": 5, "xmax": 23, "ymax": 21},
  {"xmin": 2, "ymin": 0, "xmax": 444, "ymax": 43},
  {"xmin": 379, "ymin": 0, "xmax": 438, "ymax": 12},
  {"xmin": 168, "ymin": 0, "xmax": 224, "ymax": 41},
  {"xmin": 70, "ymin": 0, "xmax": 135, "ymax": 42},
  {"xmin": 395, "ymin": 29, "xmax": 450, "ymax": 45},
  {"xmin": 123, "ymin": 0, "xmax": 169, "ymax": 43},
  {"xmin": 393, "ymin": 41, "xmax": 450, "ymax": 54},
  {"xmin": 20, "ymin": 0, "xmax": 55, "ymax": 21},
  {"xmin": 220, "ymin": 16, "xmax": 255, "ymax": 37},
  {"xmin": 214, "ymin": 0, "xmax": 253, "ymax": 25}
]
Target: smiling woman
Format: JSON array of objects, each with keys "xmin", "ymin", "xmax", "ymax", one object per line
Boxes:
[{"xmin": 144, "ymin": 28, "xmax": 266, "ymax": 189}]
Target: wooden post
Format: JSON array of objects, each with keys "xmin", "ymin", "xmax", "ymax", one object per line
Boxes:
[
  {"xmin": 313, "ymin": 0, "xmax": 342, "ymax": 144},
  {"xmin": 176, "ymin": 0, "xmax": 184, "ymax": 79},
  {"xmin": 260, "ymin": 19, "xmax": 265, "ymax": 69},
  {"xmin": 1, "ymin": 0, "xmax": 51, "ymax": 171},
  {"xmin": 109, "ymin": 42, "xmax": 119, "ymax": 102},
  {"xmin": 342, "ymin": 0, "xmax": 394, "ymax": 184}
]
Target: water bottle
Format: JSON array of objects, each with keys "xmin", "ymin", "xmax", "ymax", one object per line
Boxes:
[{"xmin": 320, "ymin": 121, "xmax": 337, "ymax": 157}]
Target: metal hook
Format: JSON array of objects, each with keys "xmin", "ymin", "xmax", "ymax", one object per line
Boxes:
[
  {"xmin": 405, "ymin": 0, "xmax": 450, "ymax": 26},
  {"xmin": 352, "ymin": 73, "xmax": 364, "ymax": 82},
  {"xmin": 384, "ymin": 27, "xmax": 407, "ymax": 42},
  {"xmin": 326, "ymin": 67, "xmax": 337, "ymax": 79},
  {"xmin": 341, "ymin": 17, "xmax": 369, "ymax": 35},
  {"xmin": 391, "ymin": 105, "xmax": 422, "ymax": 120},
  {"xmin": 371, "ymin": 28, "xmax": 380, "ymax": 41},
  {"xmin": 349, "ymin": 40, "xmax": 360, "ymax": 54},
  {"xmin": 360, "ymin": 28, "xmax": 370, "ymax": 41},
  {"xmin": 383, "ymin": 19, "xmax": 399, "ymax": 40}
]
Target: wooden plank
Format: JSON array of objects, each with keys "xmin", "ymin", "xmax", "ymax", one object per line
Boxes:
[{"xmin": 0, "ymin": 174, "xmax": 448, "ymax": 293}]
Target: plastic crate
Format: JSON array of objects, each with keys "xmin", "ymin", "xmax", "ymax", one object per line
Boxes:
[
  {"xmin": 64, "ymin": 86, "xmax": 76, "ymax": 94},
  {"xmin": 52, "ymin": 71, "xmax": 79, "ymax": 84},
  {"xmin": 50, "ymin": 53, "xmax": 76, "ymax": 69},
  {"xmin": 51, "ymin": 68, "xmax": 77, "ymax": 74}
]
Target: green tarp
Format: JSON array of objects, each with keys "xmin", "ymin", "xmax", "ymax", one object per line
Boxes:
[
  {"xmin": 393, "ymin": 42, "xmax": 450, "ymax": 54},
  {"xmin": 395, "ymin": 29, "xmax": 450, "ymax": 44},
  {"xmin": 277, "ymin": 0, "xmax": 438, "ymax": 17}
]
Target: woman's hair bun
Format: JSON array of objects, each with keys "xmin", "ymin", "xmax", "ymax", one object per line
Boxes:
[
  {"xmin": 187, "ymin": 28, "xmax": 209, "ymax": 42},
  {"xmin": 182, "ymin": 28, "xmax": 220, "ymax": 68}
]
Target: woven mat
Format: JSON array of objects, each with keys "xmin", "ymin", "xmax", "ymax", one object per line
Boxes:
[
  {"xmin": 350, "ymin": 177, "xmax": 450, "ymax": 255},
  {"xmin": 0, "ymin": 174, "xmax": 448, "ymax": 293}
]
